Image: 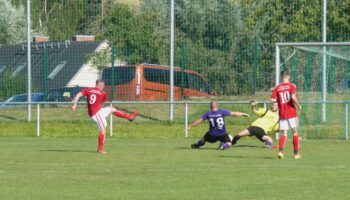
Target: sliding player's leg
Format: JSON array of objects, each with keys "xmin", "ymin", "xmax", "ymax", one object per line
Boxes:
[
  {"xmin": 261, "ymin": 135, "xmax": 275, "ymax": 148},
  {"xmin": 219, "ymin": 134, "xmax": 232, "ymax": 150},
  {"xmin": 231, "ymin": 129, "xmax": 250, "ymax": 145},
  {"xmin": 192, "ymin": 132, "xmax": 224, "ymax": 149},
  {"xmin": 110, "ymin": 107, "xmax": 138, "ymax": 121},
  {"xmin": 191, "ymin": 136, "xmax": 206, "ymax": 149},
  {"xmin": 244, "ymin": 127, "xmax": 275, "ymax": 148}
]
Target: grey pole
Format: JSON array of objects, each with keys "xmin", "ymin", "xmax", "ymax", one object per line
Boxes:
[
  {"xmin": 185, "ymin": 103, "xmax": 188, "ymax": 138},
  {"xmin": 346, "ymin": 102, "xmax": 348, "ymax": 141},
  {"xmin": 322, "ymin": 0, "xmax": 327, "ymax": 123},
  {"xmin": 275, "ymin": 45, "xmax": 280, "ymax": 86},
  {"xmin": 110, "ymin": 103, "xmax": 113, "ymax": 137},
  {"xmin": 27, "ymin": 0, "xmax": 32, "ymax": 121},
  {"xmin": 276, "ymin": 42, "xmax": 350, "ymax": 47},
  {"xmin": 169, "ymin": 0, "xmax": 175, "ymax": 121},
  {"xmin": 36, "ymin": 104, "xmax": 40, "ymax": 137}
]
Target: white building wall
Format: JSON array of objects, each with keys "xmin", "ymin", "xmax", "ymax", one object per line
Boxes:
[{"xmin": 66, "ymin": 41, "xmax": 125, "ymax": 87}]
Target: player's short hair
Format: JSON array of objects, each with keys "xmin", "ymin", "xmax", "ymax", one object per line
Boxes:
[
  {"xmin": 96, "ymin": 79, "xmax": 104, "ymax": 85},
  {"xmin": 280, "ymin": 70, "xmax": 290, "ymax": 77},
  {"xmin": 210, "ymin": 100, "xmax": 218, "ymax": 109}
]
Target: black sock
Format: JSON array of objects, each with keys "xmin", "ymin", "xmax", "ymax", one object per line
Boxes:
[
  {"xmin": 232, "ymin": 136, "xmax": 240, "ymax": 145},
  {"xmin": 196, "ymin": 140, "xmax": 205, "ymax": 147}
]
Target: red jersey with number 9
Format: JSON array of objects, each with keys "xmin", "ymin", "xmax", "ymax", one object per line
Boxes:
[
  {"xmin": 81, "ymin": 88, "xmax": 106, "ymax": 117},
  {"xmin": 271, "ymin": 83, "xmax": 297, "ymax": 119}
]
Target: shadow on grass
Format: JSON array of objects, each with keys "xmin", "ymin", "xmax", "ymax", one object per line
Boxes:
[
  {"xmin": 175, "ymin": 147, "xmax": 218, "ymax": 150},
  {"xmin": 218, "ymin": 155, "xmax": 274, "ymax": 160},
  {"xmin": 176, "ymin": 145, "xmax": 266, "ymax": 150},
  {"xmin": 115, "ymin": 107, "xmax": 161, "ymax": 122},
  {"xmin": 39, "ymin": 149, "xmax": 96, "ymax": 153},
  {"xmin": 234, "ymin": 144, "xmax": 265, "ymax": 148},
  {"xmin": 0, "ymin": 115, "xmax": 20, "ymax": 121}
]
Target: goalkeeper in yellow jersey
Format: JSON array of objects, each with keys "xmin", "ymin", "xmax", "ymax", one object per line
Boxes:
[{"xmin": 230, "ymin": 101, "xmax": 279, "ymax": 148}]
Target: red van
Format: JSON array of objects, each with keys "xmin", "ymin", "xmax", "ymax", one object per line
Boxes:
[{"xmin": 102, "ymin": 64, "xmax": 211, "ymax": 101}]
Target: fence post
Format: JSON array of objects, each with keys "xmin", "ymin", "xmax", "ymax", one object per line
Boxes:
[
  {"xmin": 111, "ymin": 47, "xmax": 115, "ymax": 100},
  {"xmin": 36, "ymin": 103, "xmax": 40, "ymax": 137},
  {"xmin": 43, "ymin": 47, "xmax": 47, "ymax": 100},
  {"xmin": 110, "ymin": 102, "xmax": 113, "ymax": 137},
  {"xmin": 275, "ymin": 44, "xmax": 280, "ymax": 86},
  {"xmin": 26, "ymin": 0, "xmax": 32, "ymax": 122},
  {"xmin": 346, "ymin": 102, "xmax": 348, "ymax": 141},
  {"xmin": 185, "ymin": 103, "xmax": 188, "ymax": 138},
  {"xmin": 253, "ymin": 34, "xmax": 258, "ymax": 94},
  {"xmin": 169, "ymin": 0, "xmax": 175, "ymax": 121},
  {"xmin": 322, "ymin": 0, "xmax": 327, "ymax": 123},
  {"xmin": 181, "ymin": 43, "xmax": 185, "ymax": 99}
]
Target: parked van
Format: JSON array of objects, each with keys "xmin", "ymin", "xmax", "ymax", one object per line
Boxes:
[{"xmin": 102, "ymin": 64, "xmax": 211, "ymax": 101}]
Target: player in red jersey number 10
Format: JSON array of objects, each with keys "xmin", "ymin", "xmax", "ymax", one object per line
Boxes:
[
  {"xmin": 271, "ymin": 70, "xmax": 302, "ymax": 159},
  {"xmin": 71, "ymin": 79, "xmax": 138, "ymax": 154}
]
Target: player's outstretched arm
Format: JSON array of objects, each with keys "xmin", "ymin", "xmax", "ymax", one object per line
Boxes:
[
  {"xmin": 291, "ymin": 94, "xmax": 302, "ymax": 110},
  {"xmin": 71, "ymin": 92, "xmax": 83, "ymax": 111},
  {"xmin": 188, "ymin": 118, "xmax": 203, "ymax": 130},
  {"xmin": 230, "ymin": 112, "xmax": 249, "ymax": 117},
  {"xmin": 250, "ymin": 100, "xmax": 259, "ymax": 113},
  {"xmin": 271, "ymin": 87, "xmax": 277, "ymax": 103}
]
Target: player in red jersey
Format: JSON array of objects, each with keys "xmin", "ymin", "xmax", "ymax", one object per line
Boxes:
[
  {"xmin": 271, "ymin": 70, "xmax": 302, "ymax": 159},
  {"xmin": 71, "ymin": 80, "xmax": 138, "ymax": 154}
]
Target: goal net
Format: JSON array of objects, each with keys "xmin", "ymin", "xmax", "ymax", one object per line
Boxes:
[{"xmin": 276, "ymin": 42, "xmax": 350, "ymax": 139}]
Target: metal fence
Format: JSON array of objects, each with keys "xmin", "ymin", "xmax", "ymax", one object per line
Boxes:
[
  {"xmin": 0, "ymin": 101, "xmax": 348, "ymax": 140},
  {"xmin": 0, "ymin": 0, "xmax": 349, "ymax": 135},
  {"xmin": 1, "ymin": 1, "xmax": 350, "ymax": 97},
  {"xmin": 275, "ymin": 42, "xmax": 350, "ymax": 124}
]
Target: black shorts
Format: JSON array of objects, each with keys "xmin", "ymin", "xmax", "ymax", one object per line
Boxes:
[
  {"xmin": 247, "ymin": 126, "xmax": 266, "ymax": 142},
  {"xmin": 204, "ymin": 132, "xmax": 231, "ymax": 143}
]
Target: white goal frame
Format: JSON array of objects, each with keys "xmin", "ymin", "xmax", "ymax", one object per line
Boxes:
[{"xmin": 275, "ymin": 42, "xmax": 350, "ymax": 123}]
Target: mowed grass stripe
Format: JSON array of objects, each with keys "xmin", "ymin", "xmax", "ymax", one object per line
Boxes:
[{"xmin": 0, "ymin": 138, "xmax": 349, "ymax": 200}]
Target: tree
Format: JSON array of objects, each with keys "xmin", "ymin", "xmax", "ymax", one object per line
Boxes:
[
  {"xmin": 0, "ymin": 0, "xmax": 45, "ymax": 46},
  {"xmin": 99, "ymin": 3, "xmax": 165, "ymax": 64},
  {"xmin": 0, "ymin": 0, "xmax": 26, "ymax": 45}
]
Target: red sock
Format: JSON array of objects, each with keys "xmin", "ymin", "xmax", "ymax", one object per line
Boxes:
[
  {"xmin": 98, "ymin": 132, "xmax": 105, "ymax": 151},
  {"xmin": 112, "ymin": 111, "xmax": 130, "ymax": 120},
  {"xmin": 279, "ymin": 134, "xmax": 287, "ymax": 153},
  {"xmin": 293, "ymin": 135, "xmax": 299, "ymax": 155}
]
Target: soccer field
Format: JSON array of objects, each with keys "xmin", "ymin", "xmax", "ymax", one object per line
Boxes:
[{"xmin": 0, "ymin": 138, "xmax": 349, "ymax": 200}]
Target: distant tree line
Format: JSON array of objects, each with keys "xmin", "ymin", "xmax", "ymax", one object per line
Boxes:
[{"xmin": 1, "ymin": 0, "xmax": 350, "ymax": 95}]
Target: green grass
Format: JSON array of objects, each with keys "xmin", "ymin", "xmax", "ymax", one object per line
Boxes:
[
  {"xmin": 0, "ymin": 101, "xmax": 349, "ymax": 199},
  {"xmin": 0, "ymin": 137, "xmax": 349, "ymax": 200},
  {"xmin": 0, "ymin": 102, "xmax": 348, "ymax": 139}
]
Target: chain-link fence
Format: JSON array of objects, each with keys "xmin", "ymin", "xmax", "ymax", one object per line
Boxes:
[
  {"xmin": 0, "ymin": 0, "xmax": 349, "ymax": 139},
  {"xmin": 276, "ymin": 42, "xmax": 350, "ymax": 125},
  {"xmin": 1, "ymin": 0, "xmax": 350, "ymax": 100},
  {"xmin": 278, "ymin": 44, "xmax": 350, "ymax": 100},
  {"xmin": 0, "ymin": 101, "xmax": 348, "ymax": 140}
]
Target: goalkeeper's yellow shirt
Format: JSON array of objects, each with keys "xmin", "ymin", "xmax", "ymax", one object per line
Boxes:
[{"xmin": 251, "ymin": 108, "xmax": 279, "ymax": 134}]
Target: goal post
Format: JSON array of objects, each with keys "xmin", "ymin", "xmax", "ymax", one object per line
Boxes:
[{"xmin": 275, "ymin": 42, "xmax": 350, "ymax": 124}]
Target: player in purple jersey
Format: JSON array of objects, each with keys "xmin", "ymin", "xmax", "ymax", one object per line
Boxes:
[{"xmin": 188, "ymin": 100, "xmax": 250, "ymax": 150}]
